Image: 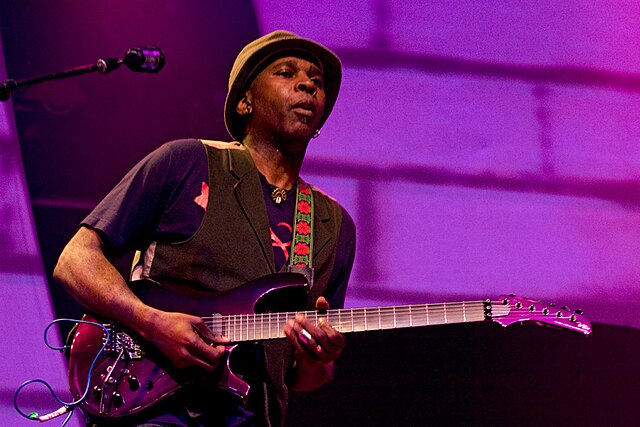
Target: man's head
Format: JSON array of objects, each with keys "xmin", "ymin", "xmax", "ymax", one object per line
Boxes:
[{"xmin": 224, "ymin": 30, "xmax": 342, "ymax": 142}]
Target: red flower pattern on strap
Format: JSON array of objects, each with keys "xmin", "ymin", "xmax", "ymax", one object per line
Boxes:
[
  {"xmin": 294, "ymin": 242, "xmax": 310, "ymax": 256},
  {"xmin": 300, "ymin": 184, "xmax": 311, "ymax": 195},
  {"xmin": 296, "ymin": 221, "xmax": 311, "ymax": 235},
  {"xmin": 297, "ymin": 201, "xmax": 311, "ymax": 215}
]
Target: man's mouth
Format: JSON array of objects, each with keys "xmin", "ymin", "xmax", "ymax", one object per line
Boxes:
[
  {"xmin": 291, "ymin": 100, "xmax": 316, "ymax": 117},
  {"xmin": 292, "ymin": 107, "xmax": 314, "ymax": 117}
]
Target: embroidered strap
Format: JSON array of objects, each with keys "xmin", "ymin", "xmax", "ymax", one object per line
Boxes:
[{"xmin": 290, "ymin": 180, "xmax": 314, "ymax": 269}]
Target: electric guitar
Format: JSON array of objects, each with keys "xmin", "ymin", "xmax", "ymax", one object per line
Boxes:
[{"xmin": 68, "ymin": 273, "xmax": 592, "ymax": 420}]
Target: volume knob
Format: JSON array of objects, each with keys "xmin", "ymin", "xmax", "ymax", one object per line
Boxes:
[
  {"xmin": 111, "ymin": 391, "xmax": 123, "ymax": 408},
  {"xmin": 127, "ymin": 375, "xmax": 140, "ymax": 391}
]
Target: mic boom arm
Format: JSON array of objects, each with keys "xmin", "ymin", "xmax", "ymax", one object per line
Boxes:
[{"xmin": 0, "ymin": 46, "xmax": 164, "ymax": 102}]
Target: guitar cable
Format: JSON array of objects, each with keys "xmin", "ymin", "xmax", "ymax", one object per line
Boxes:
[{"xmin": 13, "ymin": 319, "xmax": 110, "ymax": 426}]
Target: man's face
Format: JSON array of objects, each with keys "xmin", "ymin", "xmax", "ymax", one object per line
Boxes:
[{"xmin": 243, "ymin": 55, "xmax": 326, "ymax": 141}]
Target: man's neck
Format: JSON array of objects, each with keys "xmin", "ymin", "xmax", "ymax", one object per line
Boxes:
[{"xmin": 242, "ymin": 133, "xmax": 308, "ymax": 189}]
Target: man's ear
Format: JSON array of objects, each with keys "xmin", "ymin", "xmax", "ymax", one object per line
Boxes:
[{"xmin": 236, "ymin": 93, "xmax": 253, "ymax": 117}]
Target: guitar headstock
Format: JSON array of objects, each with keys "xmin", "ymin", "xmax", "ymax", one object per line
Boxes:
[{"xmin": 490, "ymin": 295, "xmax": 592, "ymax": 336}]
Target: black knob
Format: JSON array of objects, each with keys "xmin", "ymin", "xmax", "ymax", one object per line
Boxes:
[
  {"xmin": 111, "ymin": 391, "xmax": 123, "ymax": 408},
  {"xmin": 92, "ymin": 385, "xmax": 102, "ymax": 400},
  {"xmin": 128, "ymin": 375, "xmax": 140, "ymax": 391}
]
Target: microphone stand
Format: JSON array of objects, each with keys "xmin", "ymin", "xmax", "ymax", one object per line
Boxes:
[{"xmin": 0, "ymin": 57, "xmax": 122, "ymax": 102}]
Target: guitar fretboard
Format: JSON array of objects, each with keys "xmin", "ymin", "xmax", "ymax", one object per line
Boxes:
[{"xmin": 204, "ymin": 300, "xmax": 500, "ymax": 343}]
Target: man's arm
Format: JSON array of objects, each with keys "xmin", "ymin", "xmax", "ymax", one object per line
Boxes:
[{"xmin": 53, "ymin": 226, "xmax": 227, "ymax": 371}]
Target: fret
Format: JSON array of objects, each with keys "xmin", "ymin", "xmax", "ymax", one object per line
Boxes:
[
  {"xmin": 247, "ymin": 314, "xmax": 251, "ymax": 340},
  {"xmin": 364, "ymin": 308, "xmax": 370, "ymax": 331},
  {"xmin": 410, "ymin": 304, "xmax": 427, "ymax": 327},
  {"xmin": 395, "ymin": 306, "xmax": 411, "ymax": 328},
  {"xmin": 240, "ymin": 314, "xmax": 245, "ymax": 341},
  {"xmin": 393, "ymin": 306, "xmax": 397, "ymax": 328},
  {"xmin": 365, "ymin": 307, "xmax": 378, "ymax": 331},
  {"xmin": 326, "ymin": 310, "xmax": 337, "ymax": 329},
  {"xmin": 260, "ymin": 313, "xmax": 264, "ymax": 340},
  {"xmin": 350, "ymin": 308, "xmax": 354, "ymax": 333},
  {"xmin": 236, "ymin": 314, "xmax": 241, "ymax": 341},
  {"xmin": 243, "ymin": 314, "xmax": 248, "ymax": 340},
  {"xmin": 379, "ymin": 307, "xmax": 392, "ymax": 330},
  {"xmin": 427, "ymin": 304, "xmax": 446, "ymax": 325},
  {"xmin": 219, "ymin": 316, "xmax": 225, "ymax": 338},
  {"xmin": 274, "ymin": 313, "xmax": 280, "ymax": 339},
  {"xmin": 352, "ymin": 308, "xmax": 366, "ymax": 332}
]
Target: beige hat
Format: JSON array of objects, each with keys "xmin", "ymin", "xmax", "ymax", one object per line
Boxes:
[{"xmin": 224, "ymin": 30, "xmax": 342, "ymax": 141}]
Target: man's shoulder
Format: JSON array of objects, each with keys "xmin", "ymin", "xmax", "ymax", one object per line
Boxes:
[
  {"xmin": 308, "ymin": 182, "xmax": 338, "ymax": 204},
  {"xmin": 199, "ymin": 139, "xmax": 245, "ymax": 151},
  {"xmin": 307, "ymin": 182, "xmax": 352, "ymax": 218},
  {"xmin": 152, "ymin": 139, "xmax": 245, "ymax": 164}
]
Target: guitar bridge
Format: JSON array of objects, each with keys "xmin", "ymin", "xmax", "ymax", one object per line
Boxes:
[{"xmin": 103, "ymin": 323, "xmax": 143, "ymax": 360}]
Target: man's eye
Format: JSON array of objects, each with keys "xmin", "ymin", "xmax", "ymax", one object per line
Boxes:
[
  {"xmin": 312, "ymin": 78, "xmax": 324, "ymax": 88},
  {"xmin": 276, "ymin": 70, "xmax": 293, "ymax": 77}
]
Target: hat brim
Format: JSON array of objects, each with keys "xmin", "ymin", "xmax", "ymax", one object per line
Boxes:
[{"xmin": 224, "ymin": 36, "xmax": 342, "ymax": 141}]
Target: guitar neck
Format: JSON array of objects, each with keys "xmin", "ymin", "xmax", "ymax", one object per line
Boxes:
[{"xmin": 205, "ymin": 300, "xmax": 500, "ymax": 343}]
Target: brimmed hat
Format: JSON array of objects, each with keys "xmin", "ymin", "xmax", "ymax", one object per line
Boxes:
[{"xmin": 224, "ymin": 30, "xmax": 342, "ymax": 141}]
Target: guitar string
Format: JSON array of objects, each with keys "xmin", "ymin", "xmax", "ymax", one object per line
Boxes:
[
  {"xmin": 198, "ymin": 302, "xmax": 577, "ymax": 342},
  {"xmin": 199, "ymin": 303, "xmax": 505, "ymax": 341}
]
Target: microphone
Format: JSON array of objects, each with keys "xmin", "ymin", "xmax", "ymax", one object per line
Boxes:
[{"xmin": 123, "ymin": 46, "xmax": 165, "ymax": 73}]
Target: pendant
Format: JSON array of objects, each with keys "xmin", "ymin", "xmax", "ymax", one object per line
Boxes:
[{"xmin": 271, "ymin": 187, "xmax": 287, "ymax": 205}]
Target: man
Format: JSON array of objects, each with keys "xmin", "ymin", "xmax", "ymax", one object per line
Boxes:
[{"xmin": 54, "ymin": 30, "xmax": 356, "ymax": 426}]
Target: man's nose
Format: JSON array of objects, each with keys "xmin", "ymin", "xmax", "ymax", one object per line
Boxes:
[{"xmin": 296, "ymin": 78, "xmax": 317, "ymax": 96}]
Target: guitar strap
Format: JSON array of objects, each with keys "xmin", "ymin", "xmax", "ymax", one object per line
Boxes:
[{"xmin": 287, "ymin": 180, "xmax": 314, "ymax": 289}]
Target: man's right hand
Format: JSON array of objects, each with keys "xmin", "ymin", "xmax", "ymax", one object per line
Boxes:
[
  {"xmin": 54, "ymin": 227, "xmax": 229, "ymax": 372},
  {"xmin": 143, "ymin": 309, "xmax": 229, "ymax": 371}
]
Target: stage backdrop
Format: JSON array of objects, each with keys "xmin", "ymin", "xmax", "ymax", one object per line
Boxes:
[{"xmin": 254, "ymin": 0, "xmax": 640, "ymax": 328}]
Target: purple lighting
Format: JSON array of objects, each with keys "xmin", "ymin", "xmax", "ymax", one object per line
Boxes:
[{"xmin": 255, "ymin": 0, "xmax": 640, "ymax": 328}]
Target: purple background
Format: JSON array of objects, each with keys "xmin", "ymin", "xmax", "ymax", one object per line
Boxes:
[{"xmin": 1, "ymin": 1, "xmax": 639, "ymax": 425}]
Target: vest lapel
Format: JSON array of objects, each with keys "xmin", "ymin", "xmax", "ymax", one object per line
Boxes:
[{"xmin": 227, "ymin": 148, "xmax": 276, "ymax": 273}]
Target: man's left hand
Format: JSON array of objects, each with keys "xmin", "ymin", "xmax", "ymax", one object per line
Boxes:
[{"xmin": 285, "ymin": 296, "xmax": 345, "ymax": 363}]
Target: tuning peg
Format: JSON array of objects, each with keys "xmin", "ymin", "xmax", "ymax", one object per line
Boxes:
[
  {"xmin": 575, "ymin": 309, "xmax": 584, "ymax": 315},
  {"xmin": 562, "ymin": 306, "xmax": 570, "ymax": 311}
]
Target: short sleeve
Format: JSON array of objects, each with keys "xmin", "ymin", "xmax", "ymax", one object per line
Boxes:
[{"xmin": 82, "ymin": 139, "xmax": 205, "ymax": 252}]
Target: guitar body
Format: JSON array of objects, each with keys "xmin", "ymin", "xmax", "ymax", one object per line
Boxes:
[{"xmin": 68, "ymin": 273, "xmax": 309, "ymax": 420}]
